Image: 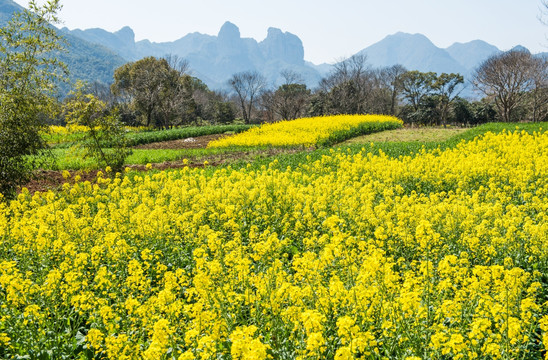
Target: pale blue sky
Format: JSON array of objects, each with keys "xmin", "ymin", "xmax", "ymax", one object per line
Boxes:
[{"xmin": 14, "ymin": 0, "xmax": 548, "ymax": 64}]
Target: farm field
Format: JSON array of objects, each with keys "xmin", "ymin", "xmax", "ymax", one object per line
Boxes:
[
  {"xmin": 207, "ymin": 114, "xmax": 403, "ymax": 148},
  {"xmin": 344, "ymin": 127, "xmax": 467, "ymax": 144},
  {"xmin": 42, "ymin": 121, "xmax": 546, "ymax": 174},
  {"xmin": 45, "ymin": 124, "xmax": 255, "ymax": 148},
  {"xmin": 44, "ymin": 124, "xmax": 258, "ymax": 171},
  {"xmin": 43, "ymin": 115, "xmax": 402, "ymax": 171},
  {"xmin": 2, "ymin": 120, "xmax": 548, "ymax": 359},
  {"xmin": 2, "ymin": 0, "xmax": 547, "ymax": 358}
]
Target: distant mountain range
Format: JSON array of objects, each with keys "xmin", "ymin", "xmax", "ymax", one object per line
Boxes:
[
  {"xmin": 65, "ymin": 23, "xmax": 539, "ymax": 95},
  {"xmin": 63, "ymin": 21, "xmax": 324, "ymax": 89},
  {"xmin": 356, "ymin": 33, "xmax": 545, "ymax": 80},
  {"xmin": 1, "ymin": 0, "xmax": 545, "ymax": 96}
]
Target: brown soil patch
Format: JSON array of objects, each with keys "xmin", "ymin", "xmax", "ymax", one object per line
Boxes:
[
  {"xmin": 20, "ymin": 147, "xmax": 310, "ymax": 195},
  {"xmin": 133, "ymin": 134, "xmax": 228, "ymax": 150},
  {"xmin": 22, "ymin": 169, "xmax": 101, "ymax": 195},
  {"xmin": 126, "ymin": 147, "xmax": 305, "ymax": 171}
]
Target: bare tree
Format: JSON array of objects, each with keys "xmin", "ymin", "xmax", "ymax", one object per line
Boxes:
[
  {"xmin": 374, "ymin": 65, "xmax": 407, "ymax": 115},
  {"xmin": 473, "ymin": 50, "xmax": 535, "ymax": 122},
  {"xmin": 280, "ymin": 69, "xmax": 303, "ymax": 85},
  {"xmin": 384, "ymin": 65, "xmax": 408, "ymax": 115},
  {"xmin": 540, "ymin": 0, "xmax": 548, "ymax": 25},
  {"xmin": 320, "ymin": 54, "xmax": 373, "ymax": 114},
  {"xmin": 366, "ymin": 69, "xmax": 392, "ymax": 115},
  {"xmin": 228, "ymin": 71, "xmax": 267, "ymax": 123},
  {"xmin": 263, "ymin": 87, "xmax": 310, "ymax": 121},
  {"xmin": 530, "ymin": 56, "xmax": 548, "ymax": 122},
  {"xmin": 163, "ymin": 54, "xmax": 191, "ymax": 76},
  {"xmin": 332, "ymin": 54, "xmax": 370, "ymax": 83},
  {"xmin": 260, "ymin": 90, "xmax": 276, "ymax": 122},
  {"xmin": 88, "ymin": 81, "xmax": 117, "ymax": 105},
  {"xmin": 259, "ymin": 69, "xmax": 309, "ymax": 121}
]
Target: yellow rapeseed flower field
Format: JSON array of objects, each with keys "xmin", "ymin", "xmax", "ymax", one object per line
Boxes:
[
  {"xmin": 207, "ymin": 114, "xmax": 403, "ymax": 148},
  {"xmin": 0, "ymin": 130, "xmax": 547, "ymax": 359}
]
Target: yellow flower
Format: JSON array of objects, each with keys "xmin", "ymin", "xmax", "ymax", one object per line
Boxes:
[
  {"xmin": 301, "ymin": 310, "xmax": 325, "ymax": 334},
  {"xmin": 143, "ymin": 319, "xmax": 173, "ymax": 360},
  {"xmin": 306, "ymin": 332, "xmax": 326, "ymax": 355},
  {"xmin": 86, "ymin": 328, "xmax": 104, "ymax": 349},
  {"xmin": 1, "ymin": 128, "xmax": 547, "ymax": 359},
  {"xmin": 0, "ymin": 333, "xmax": 11, "ymax": 346},
  {"xmin": 230, "ymin": 325, "xmax": 270, "ymax": 360},
  {"xmin": 334, "ymin": 346, "xmax": 352, "ymax": 360}
]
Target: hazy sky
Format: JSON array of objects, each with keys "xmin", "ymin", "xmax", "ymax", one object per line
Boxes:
[{"xmin": 13, "ymin": 0, "xmax": 548, "ymax": 64}]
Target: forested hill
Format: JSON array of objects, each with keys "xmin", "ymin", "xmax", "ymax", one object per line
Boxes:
[{"xmin": 0, "ymin": 0, "xmax": 126, "ymax": 88}]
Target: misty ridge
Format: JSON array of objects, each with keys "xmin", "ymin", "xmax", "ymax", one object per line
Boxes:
[
  {"xmin": 61, "ymin": 20, "xmax": 545, "ymax": 95},
  {"xmin": 1, "ymin": 0, "xmax": 543, "ymax": 95}
]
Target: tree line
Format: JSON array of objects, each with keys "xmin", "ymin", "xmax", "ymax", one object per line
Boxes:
[
  {"xmin": 84, "ymin": 50, "xmax": 547, "ymax": 129},
  {"xmin": 229, "ymin": 51, "xmax": 547, "ymax": 126}
]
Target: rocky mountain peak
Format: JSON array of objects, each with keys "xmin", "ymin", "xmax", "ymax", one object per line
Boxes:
[
  {"xmin": 115, "ymin": 26, "xmax": 135, "ymax": 45},
  {"xmin": 218, "ymin": 21, "xmax": 240, "ymax": 41},
  {"xmin": 260, "ymin": 27, "xmax": 304, "ymax": 65}
]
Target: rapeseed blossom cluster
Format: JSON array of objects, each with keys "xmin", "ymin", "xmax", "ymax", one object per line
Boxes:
[
  {"xmin": 0, "ymin": 130, "xmax": 547, "ymax": 359},
  {"xmin": 207, "ymin": 114, "xmax": 403, "ymax": 148},
  {"xmin": 49, "ymin": 124, "xmax": 147, "ymax": 136},
  {"xmin": 48, "ymin": 124, "xmax": 94, "ymax": 135}
]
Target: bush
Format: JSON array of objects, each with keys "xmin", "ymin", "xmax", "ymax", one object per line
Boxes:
[{"xmin": 64, "ymin": 86, "xmax": 131, "ymax": 172}]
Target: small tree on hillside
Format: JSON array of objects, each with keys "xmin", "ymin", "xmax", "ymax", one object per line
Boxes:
[{"xmin": 0, "ymin": 0, "xmax": 66, "ymax": 198}]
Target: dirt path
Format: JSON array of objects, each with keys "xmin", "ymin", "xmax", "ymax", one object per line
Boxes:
[
  {"xmin": 133, "ymin": 134, "xmax": 227, "ymax": 150},
  {"xmin": 344, "ymin": 127, "xmax": 467, "ymax": 144}
]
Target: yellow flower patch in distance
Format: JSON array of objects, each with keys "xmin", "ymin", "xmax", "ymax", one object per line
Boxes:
[
  {"xmin": 208, "ymin": 114, "xmax": 403, "ymax": 148},
  {"xmin": 48, "ymin": 124, "xmax": 147, "ymax": 135}
]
